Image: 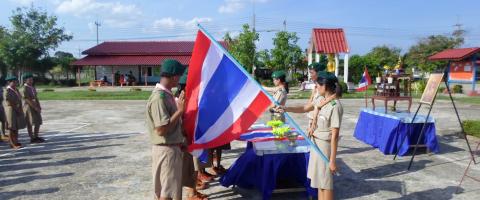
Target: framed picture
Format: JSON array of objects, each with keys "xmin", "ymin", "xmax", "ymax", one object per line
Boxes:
[{"xmin": 420, "ymin": 73, "xmax": 444, "ymax": 105}]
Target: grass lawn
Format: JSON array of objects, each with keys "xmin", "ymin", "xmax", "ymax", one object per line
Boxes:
[
  {"xmin": 38, "ymin": 90, "xmax": 151, "ymax": 100},
  {"xmin": 463, "ymin": 120, "xmax": 480, "ymax": 138}
]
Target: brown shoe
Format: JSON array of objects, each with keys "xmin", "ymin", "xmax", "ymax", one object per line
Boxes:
[
  {"xmin": 198, "ymin": 172, "xmax": 213, "ymax": 183},
  {"xmin": 215, "ymin": 165, "xmax": 228, "ymax": 174}
]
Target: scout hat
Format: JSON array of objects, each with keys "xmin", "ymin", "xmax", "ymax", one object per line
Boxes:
[
  {"xmin": 271, "ymin": 70, "xmax": 286, "ymax": 79},
  {"xmin": 161, "ymin": 59, "xmax": 185, "ymax": 76},
  {"xmin": 179, "ymin": 68, "xmax": 188, "ymax": 84},
  {"xmin": 5, "ymin": 75, "xmax": 17, "ymax": 82},
  {"xmin": 317, "ymin": 71, "xmax": 337, "ymax": 83},
  {"xmin": 22, "ymin": 72, "xmax": 33, "ymax": 79},
  {"xmin": 308, "ymin": 62, "xmax": 326, "ymax": 72}
]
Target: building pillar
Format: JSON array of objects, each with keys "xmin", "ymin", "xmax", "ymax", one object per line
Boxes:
[
  {"xmin": 344, "ymin": 53, "xmax": 349, "ymax": 83},
  {"xmin": 315, "ymin": 53, "xmax": 320, "ymax": 63},
  {"xmin": 334, "ymin": 54, "xmax": 339, "ymax": 77},
  {"xmin": 308, "ymin": 52, "xmax": 312, "ymax": 65}
]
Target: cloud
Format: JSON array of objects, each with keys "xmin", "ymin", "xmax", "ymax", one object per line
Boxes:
[
  {"xmin": 218, "ymin": 0, "xmax": 244, "ymax": 14},
  {"xmin": 218, "ymin": 0, "xmax": 270, "ymax": 14},
  {"xmin": 8, "ymin": 0, "xmax": 37, "ymax": 5},
  {"xmin": 151, "ymin": 17, "xmax": 212, "ymax": 32},
  {"xmin": 55, "ymin": 0, "xmax": 142, "ymax": 28}
]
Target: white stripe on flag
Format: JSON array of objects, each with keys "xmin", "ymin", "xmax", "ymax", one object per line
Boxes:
[
  {"xmin": 196, "ymin": 80, "xmax": 261, "ymax": 144},
  {"xmin": 198, "ymin": 44, "xmax": 223, "ymax": 103},
  {"xmin": 358, "ymin": 82, "xmax": 368, "ymax": 88}
]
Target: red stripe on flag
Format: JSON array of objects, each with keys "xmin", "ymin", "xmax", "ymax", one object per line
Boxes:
[
  {"xmin": 188, "ymin": 92, "xmax": 271, "ymax": 151},
  {"xmin": 184, "ymin": 30, "xmax": 211, "ymax": 142}
]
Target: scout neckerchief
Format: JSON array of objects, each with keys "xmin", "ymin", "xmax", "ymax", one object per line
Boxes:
[
  {"xmin": 24, "ymin": 83, "xmax": 37, "ymax": 98},
  {"xmin": 155, "ymin": 83, "xmax": 173, "ymax": 97},
  {"xmin": 6, "ymin": 86, "xmax": 22, "ymax": 104}
]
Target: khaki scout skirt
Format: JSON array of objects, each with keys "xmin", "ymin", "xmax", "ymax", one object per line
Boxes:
[
  {"xmin": 24, "ymin": 105, "xmax": 43, "ymax": 126},
  {"xmin": 307, "ymin": 138, "xmax": 333, "ymax": 190},
  {"xmin": 5, "ymin": 105, "xmax": 26, "ymax": 131}
]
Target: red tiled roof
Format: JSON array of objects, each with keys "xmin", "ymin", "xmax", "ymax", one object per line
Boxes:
[
  {"xmin": 71, "ymin": 55, "xmax": 191, "ymax": 66},
  {"xmin": 83, "ymin": 41, "xmax": 227, "ymax": 56},
  {"xmin": 311, "ymin": 28, "xmax": 349, "ymax": 54},
  {"xmin": 428, "ymin": 47, "xmax": 480, "ymax": 61}
]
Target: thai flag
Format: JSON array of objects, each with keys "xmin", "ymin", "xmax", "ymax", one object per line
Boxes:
[
  {"xmin": 357, "ymin": 67, "xmax": 372, "ymax": 92},
  {"xmin": 183, "ymin": 29, "xmax": 271, "ymax": 158}
]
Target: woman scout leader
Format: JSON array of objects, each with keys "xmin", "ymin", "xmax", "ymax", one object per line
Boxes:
[
  {"xmin": 22, "ymin": 73, "xmax": 45, "ymax": 143},
  {"xmin": 263, "ymin": 70, "xmax": 289, "ymax": 122},
  {"xmin": 4, "ymin": 75, "xmax": 27, "ymax": 149},
  {"xmin": 277, "ymin": 72, "xmax": 343, "ymax": 200}
]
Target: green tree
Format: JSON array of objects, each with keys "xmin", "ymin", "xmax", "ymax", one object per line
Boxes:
[
  {"xmin": 53, "ymin": 51, "xmax": 76, "ymax": 79},
  {"xmin": 405, "ymin": 34, "xmax": 463, "ymax": 73},
  {"xmin": 270, "ymin": 31, "xmax": 303, "ymax": 71},
  {"xmin": 364, "ymin": 45, "xmax": 402, "ymax": 69},
  {"xmin": 225, "ymin": 24, "xmax": 259, "ymax": 73},
  {"xmin": 0, "ymin": 6, "xmax": 72, "ymax": 75},
  {"xmin": 256, "ymin": 49, "xmax": 272, "ymax": 69}
]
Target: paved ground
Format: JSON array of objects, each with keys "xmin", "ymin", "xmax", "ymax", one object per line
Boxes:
[{"xmin": 0, "ymin": 99, "xmax": 479, "ymax": 200}]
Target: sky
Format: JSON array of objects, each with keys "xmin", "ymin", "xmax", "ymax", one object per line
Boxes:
[{"xmin": 1, "ymin": 0, "xmax": 480, "ymax": 58}]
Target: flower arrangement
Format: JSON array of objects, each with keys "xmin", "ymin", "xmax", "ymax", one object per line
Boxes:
[
  {"xmin": 267, "ymin": 120, "xmax": 283, "ymax": 128},
  {"xmin": 272, "ymin": 126, "xmax": 291, "ymax": 138}
]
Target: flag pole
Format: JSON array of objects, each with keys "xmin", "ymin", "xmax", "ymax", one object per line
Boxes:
[{"xmin": 197, "ymin": 23, "xmax": 330, "ymax": 164}]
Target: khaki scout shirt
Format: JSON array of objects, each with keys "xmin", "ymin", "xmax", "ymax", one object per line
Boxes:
[
  {"xmin": 313, "ymin": 99, "xmax": 343, "ymax": 141},
  {"xmin": 272, "ymin": 87, "xmax": 287, "ymax": 106},
  {"xmin": 146, "ymin": 87, "xmax": 185, "ymax": 145}
]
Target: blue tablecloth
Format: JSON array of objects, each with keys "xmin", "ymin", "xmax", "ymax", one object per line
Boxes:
[
  {"xmin": 220, "ymin": 139, "xmax": 317, "ymax": 200},
  {"xmin": 354, "ymin": 109, "xmax": 439, "ymax": 156}
]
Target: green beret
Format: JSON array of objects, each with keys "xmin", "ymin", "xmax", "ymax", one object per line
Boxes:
[
  {"xmin": 308, "ymin": 62, "xmax": 326, "ymax": 72},
  {"xmin": 179, "ymin": 68, "xmax": 188, "ymax": 84},
  {"xmin": 161, "ymin": 59, "xmax": 185, "ymax": 76},
  {"xmin": 271, "ymin": 70, "xmax": 286, "ymax": 79},
  {"xmin": 317, "ymin": 71, "xmax": 337, "ymax": 82},
  {"xmin": 5, "ymin": 75, "xmax": 17, "ymax": 82},
  {"xmin": 22, "ymin": 72, "xmax": 33, "ymax": 79}
]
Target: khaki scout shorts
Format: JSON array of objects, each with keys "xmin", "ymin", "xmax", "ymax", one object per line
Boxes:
[{"xmin": 152, "ymin": 145, "xmax": 183, "ymax": 200}]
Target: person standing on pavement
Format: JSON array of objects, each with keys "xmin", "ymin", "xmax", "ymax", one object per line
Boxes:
[
  {"xmin": 146, "ymin": 59, "xmax": 186, "ymax": 200},
  {"xmin": 22, "ymin": 73, "xmax": 44, "ymax": 143},
  {"xmin": 4, "ymin": 76, "xmax": 26, "ymax": 149},
  {"xmin": 0, "ymin": 85, "xmax": 8, "ymax": 142}
]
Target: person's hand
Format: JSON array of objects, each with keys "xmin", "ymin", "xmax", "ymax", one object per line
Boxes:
[
  {"xmin": 177, "ymin": 91, "xmax": 185, "ymax": 113},
  {"xmin": 329, "ymin": 161, "xmax": 337, "ymax": 175},
  {"xmin": 307, "ymin": 127, "xmax": 314, "ymax": 137},
  {"xmin": 274, "ymin": 105, "xmax": 286, "ymax": 113}
]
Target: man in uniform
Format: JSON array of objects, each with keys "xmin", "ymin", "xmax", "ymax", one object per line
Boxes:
[
  {"xmin": 146, "ymin": 59, "xmax": 186, "ymax": 200},
  {"xmin": 0, "ymin": 83, "xmax": 8, "ymax": 142},
  {"xmin": 22, "ymin": 73, "xmax": 45, "ymax": 143}
]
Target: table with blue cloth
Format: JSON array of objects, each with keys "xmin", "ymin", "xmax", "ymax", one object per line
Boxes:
[
  {"xmin": 219, "ymin": 127, "xmax": 317, "ymax": 200},
  {"xmin": 354, "ymin": 108, "xmax": 439, "ymax": 156}
]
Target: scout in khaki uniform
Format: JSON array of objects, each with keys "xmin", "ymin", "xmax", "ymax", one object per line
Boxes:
[
  {"xmin": 4, "ymin": 76, "xmax": 27, "ymax": 149},
  {"xmin": 146, "ymin": 59, "xmax": 186, "ymax": 200},
  {"xmin": 0, "ymin": 86, "xmax": 8, "ymax": 142},
  {"xmin": 279, "ymin": 72, "xmax": 343, "ymax": 200},
  {"xmin": 263, "ymin": 70, "xmax": 289, "ymax": 122},
  {"xmin": 22, "ymin": 73, "xmax": 44, "ymax": 143},
  {"xmin": 306, "ymin": 63, "xmax": 327, "ymax": 133},
  {"xmin": 177, "ymin": 69, "xmax": 208, "ymax": 200}
]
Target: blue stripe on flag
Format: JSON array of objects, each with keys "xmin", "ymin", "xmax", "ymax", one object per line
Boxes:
[
  {"xmin": 199, "ymin": 149, "xmax": 210, "ymax": 163},
  {"xmin": 194, "ymin": 55, "xmax": 248, "ymax": 140}
]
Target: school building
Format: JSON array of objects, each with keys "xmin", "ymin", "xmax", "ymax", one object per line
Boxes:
[{"xmin": 72, "ymin": 41, "xmax": 225, "ymax": 85}]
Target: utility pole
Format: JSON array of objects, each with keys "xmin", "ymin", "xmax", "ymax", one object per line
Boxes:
[{"xmin": 95, "ymin": 21, "xmax": 101, "ymax": 45}]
